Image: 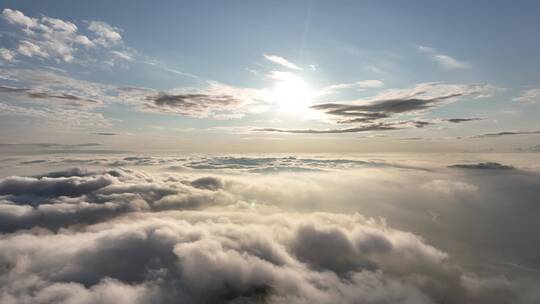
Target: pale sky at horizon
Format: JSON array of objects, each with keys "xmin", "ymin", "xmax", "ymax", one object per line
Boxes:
[{"xmin": 1, "ymin": 0, "xmax": 540, "ymax": 152}]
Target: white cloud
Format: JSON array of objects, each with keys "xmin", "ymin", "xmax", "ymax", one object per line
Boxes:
[
  {"xmin": 264, "ymin": 53, "xmax": 302, "ymax": 70},
  {"xmin": 111, "ymin": 50, "xmax": 134, "ymax": 61},
  {"xmin": 17, "ymin": 40, "xmax": 49, "ymax": 58},
  {"xmin": 433, "ymin": 54, "xmax": 469, "ymax": 69},
  {"xmin": 2, "ymin": 8, "xmax": 38, "ymax": 28},
  {"xmin": 1, "ymin": 8, "xmax": 127, "ymax": 64},
  {"xmin": 513, "ymin": 88, "xmax": 540, "ymax": 104},
  {"xmin": 325, "ymin": 79, "xmax": 384, "ymax": 91},
  {"xmin": 88, "ymin": 21, "xmax": 123, "ymax": 45},
  {"xmin": 0, "ymin": 48, "xmax": 16, "ymax": 62},
  {"xmin": 418, "ymin": 45, "xmax": 470, "ymax": 70},
  {"xmin": 0, "ymin": 165, "xmax": 538, "ymax": 303},
  {"xmin": 422, "ymin": 179, "xmax": 478, "ymax": 195}
]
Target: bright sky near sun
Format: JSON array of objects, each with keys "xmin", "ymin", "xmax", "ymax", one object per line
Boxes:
[{"xmin": 1, "ymin": 0, "xmax": 540, "ymax": 152}]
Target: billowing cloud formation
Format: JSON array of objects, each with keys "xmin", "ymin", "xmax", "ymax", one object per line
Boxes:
[{"xmin": 0, "ymin": 163, "xmax": 539, "ymax": 303}]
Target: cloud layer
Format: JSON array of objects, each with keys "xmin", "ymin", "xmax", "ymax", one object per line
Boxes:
[{"xmin": 0, "ymin": 156, "xmax": 539, "ymax": 303}]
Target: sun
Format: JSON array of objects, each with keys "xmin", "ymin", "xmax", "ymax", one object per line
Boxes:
[{"xmin": 267, "ymin": 72, "xmax": 316, "ymax": 114}]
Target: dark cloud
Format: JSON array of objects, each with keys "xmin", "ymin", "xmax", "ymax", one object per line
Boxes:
[
  {"xmin": 94, "ymin": 132, "xmax": 120, "ymax": 136},
  {"xmin": 255, "ymin": 124, "xmax": 399, "ymax": 134},
  {"xmin": 145, "ymin": 93, "xmax": 243, "ymax": 117},
  {"xmin": 19, "ymin": 159, "xmax": 48, "ymax": 164},
  {"xmin": 0, "ymin": 85, "xmax": 100, "ymax": 105},
  {"xmin": 400, "ymin": 137, "xmax": 424, "ymax": 141},
  {"xmin": 310, "ymin": 86, "xmax": 478, "ymax": 126},
  {"xmin": 444, "ymin": 117, "xmax": 483, "ymax": 123},
  {"xmin": 0, "ymin": 85, "xmax": 30, "ymax": 93},
  {"xmin": 474, "ymin": 130, "xmax": 540, "ymax": 138},
  {"xmin": 306, "ymin": 83, "xmax": 497, "ymax": 131},
  {"xmin": 26, "ymin": 91, "xmax": 100, "ymax": 104},
  {"xmin": 312, "ymin": 94, "xmax": 460, "ymax": 119},
  {"xmin": 0, "ymin": 172, "xmax": 113, "ymax": 198},
  {"xmin": 0, "ymin": 142, "xmax": 101, "ymax": 149},
  {"xmin": 190, "ymin": 176, "xmax": 223, "ymax": 191},
  {"xmin": 448, "ymin": 162, "xmax": 515, "ymax": 170},
  {"xmin": 255, "ymin": 120, "xmax": 432, "ymax": 134}
]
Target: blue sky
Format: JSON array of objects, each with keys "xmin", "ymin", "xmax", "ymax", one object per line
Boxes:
[{"xmin": 1, "ymin": 0, "xmax": 539, "ymax": 152}]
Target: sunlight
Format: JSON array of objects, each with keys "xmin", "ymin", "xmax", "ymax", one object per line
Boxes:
[{"xmin": 267, "ymin": 71, "xmax": 316, "ymax": 114}]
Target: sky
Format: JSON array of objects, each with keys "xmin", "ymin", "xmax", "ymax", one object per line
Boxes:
[
  {"xmin": 1, "ymin": 2, "xmax": 540, "ymax": 303},
  {"xmin": 1, "ymin": 0, "xmax": 540, "ymax": 152}
]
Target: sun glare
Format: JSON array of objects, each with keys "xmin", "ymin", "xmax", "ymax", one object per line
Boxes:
[{"xmin": 268, "ymin": 71, "xmax": 316, "ymax": 114}]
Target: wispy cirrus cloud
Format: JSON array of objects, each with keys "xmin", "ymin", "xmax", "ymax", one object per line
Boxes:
[
  {"xmin": 473, "ymin": 130, "xmax": 540, "ymax": 138},
  {"xmin": 0, "ymin": 102, "xmax": 112, "ymax": 128},
  {"xmin": 255, "ymin": 120, "xmax": 431, "ymax": 134},
  {"xmin": 263, "ymin": 53, "xmax": 302, "ymax": 70},
  {"xmin": 418, "ymin": 45, "xmax": 470, "ymax": 70},
  {"xmin": 323, "ymin": 79, "xmax": 384, "ymax": 91},
  {"xmin": 0, "ymin": 68, "xmax": 114, "ymax": 107},
  {"xmin": 513, "ymin": 88, "xmax": 540, "ymax": 103}
]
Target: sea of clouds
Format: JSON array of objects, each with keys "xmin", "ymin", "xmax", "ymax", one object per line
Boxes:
[{"xmin": 0, "ymin": 154, "xmax": 539, "ymax": 303}]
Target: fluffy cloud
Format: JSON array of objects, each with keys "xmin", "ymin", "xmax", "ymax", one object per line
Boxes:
[
  {"xmin": 0, "ymin": 174, "xmax": 535, "ymax": 303},
  {"xmin": 0, "ymin": 48, "xmax": 16, "ymax": 62},
  {"xmin": 0, "ymin": 156, "xmax": 540, "ymax": 303},
  {"xmin": 88, "ymin": 21, "xmax": 123, "ymax": 46},
  {"xmin": 1, "ymin": 8, "xmax": 129, "ymax": 64},
  {"xmin": 2, "ymin": 8, "xmax": 39, "ymax": 28}
]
